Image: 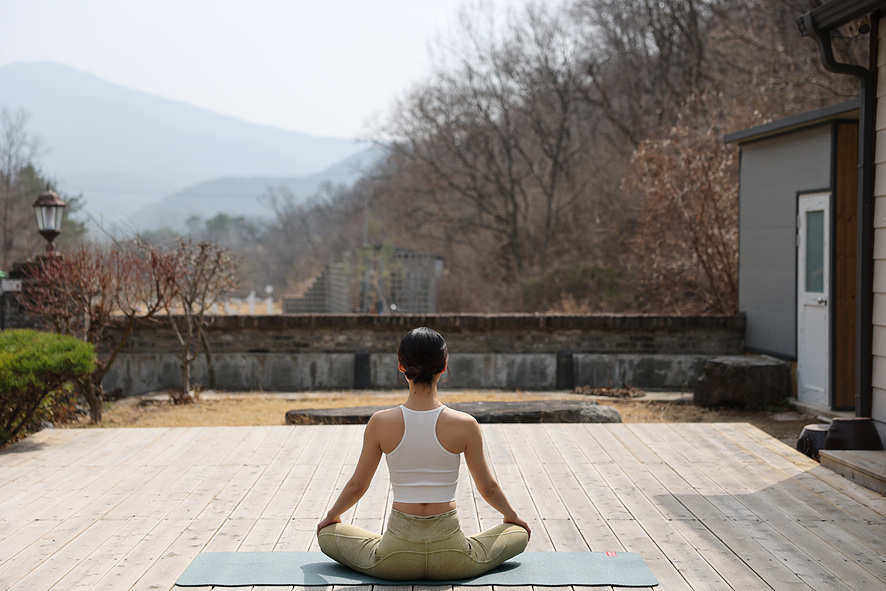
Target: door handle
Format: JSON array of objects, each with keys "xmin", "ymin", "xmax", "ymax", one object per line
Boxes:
[{"xmin": 816, "ymin": 296, "xmax": 828, "ymax": 305}]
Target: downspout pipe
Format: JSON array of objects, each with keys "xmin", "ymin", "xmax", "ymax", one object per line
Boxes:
[{"xmin": 799, "ymin": 12, "xmax": 876, "ymax": 418}]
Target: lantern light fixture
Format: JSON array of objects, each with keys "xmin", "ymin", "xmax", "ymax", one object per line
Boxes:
[{"xmin": 32, "ymin": 186, "xmax": 67, "ymax": 254}]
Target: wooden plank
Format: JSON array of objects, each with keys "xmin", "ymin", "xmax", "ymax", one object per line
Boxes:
[
  {"xmin": 538, "ymin": 425, "xmax": 620, "ymax": 549},
  {"xmin": 580, "ymin": 426, "xmax": 736, "ymax": 591},
  {"xmin": 331, "ymin": 585, "xmax": 375, "ymax": 591},
  {"xmin": 6, "ymin": 424, "xmax": 886, "ymax": 591},
  {"xmin": 603, "ymin": 426, "xmax": 696, "ymax": 522},
  {"xmin": 627, "ymin": 422, "xmax": 714, "ymax": 466},
  {"xmin": 606, "ymin": 519, "xmax": 692, "ymax": 591},
  {"xmin": 677, "ymin": 422, "xmax": 760, "ymax": 466},
  {"xmin": 2, "ymin": 430, "xmax": 194, "ymax": 588},
  {"xmin": 0, "ymin": 432, "xmax": 99, "ymax": 502},
  {"xmin": 5, "ymin": 517, "xmax": 131, "ymax": 591},
  {"xmin": 231, "ymin": 426, "xmax": 317, "ymax": 521},
  {"xmin": 262, "ymin": 428, "xmax": 335, "ymax": 520},
  {"xmin": 95, "ymin": 453, "xmax": 271, "ymax": 589},
  {"xmin": 0, "ymin": 429, "xmax": 169, "ymax": 521},
  {"xmin": 667, "ymin": 518, "xmax": 774, "ymax": 590},
  {"xmin": 505, "ymin": 424, "xmax": 571, "ymax": 520},
  {"xmin": 66, "ymin": 427, "xmax": 168, "ymax": 468},
  {"xmin": 0, "ymin": 462, "xmax": 169, "ymax": 588},
  {"xmin": 46, "ymin": 516, "xmax": 161, "ymax": 590},
  {"xmin": 63, "ymin": 427, "xmax": 254, "ymax": 590},
  {"xmin": 0, "ymin": 428, "xmax": 84, "ymax": 465},
  {"xmin": 335, "ymin": 428, "xmax": 364, "ymax": 529},
  {"xmin": 805, "ymin": 463, "xmax": 886, "ymax": 517},
  {"xmin": 553, "ymin": 424, "xmax": 633, "ymax": 522},
  {"xmin": 721, "ymin": 424, "xmax": 886, "ymax": 525},
  {"xmin": 620, "ymin": 428, "xmax": 797, "ymax": 589},
  {"xmin": 730, "ymin": 424, "xmax": 886, "ymax": 517},
  {"xmin": 235, "ymin": 428, "xmax": 321, "ymax": 553},
  {"xmin": 239, "ymin": 517, "xmax": 289, "ymax": 552},
  {"xmin": 480, "ymin": 422, "xmax": 516, "ymax": 465},
  {"xmin": 684, "ymin": 441, "xmax": 870, "ymax": 591},
  {"xmin": 1, "ymin": 463, "xmax": 121, "ymax": 523},
  {"xmin": 0, "ymin": 429, "xmax": 116, "ymax": 469},
  {"xmin": 493, "ymin": 426, "xmax": 553, "ymax": 551},
  {"xmin": 290, "ymin": 426, "xmax": 360, "ymax": 552},
  {"xmin": 676, "ymin": 425, "xmax": 883, "ymax": 584},
  {"xmin": 454, "ymin": 459, "xmax": 480, "ymax": 537}
]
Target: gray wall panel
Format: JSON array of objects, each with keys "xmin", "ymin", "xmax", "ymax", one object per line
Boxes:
[{"xmin": 738, "ymin": 125, "xmax": 832, "ymax": 358}]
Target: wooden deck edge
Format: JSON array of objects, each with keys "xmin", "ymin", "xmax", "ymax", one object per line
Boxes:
[{"xmin": 820, "ymin": 449, "xmax": 886, "ymax": 495}]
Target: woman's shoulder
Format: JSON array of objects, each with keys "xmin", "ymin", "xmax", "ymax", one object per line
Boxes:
[
  {"xmin": 369, "ymin": 406, "xmax": 403, "ymax": 423},
  {"xmin": 366, "ymin": 407, "xmax": 406, "ymax": 453},
  {"xmin": 440, "ymin": 406, "xmax": 480, "ymax": 428}
]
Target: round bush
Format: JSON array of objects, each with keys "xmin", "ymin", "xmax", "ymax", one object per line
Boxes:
[{"xmin": 0, "ymin": 329, "xmax": 95, "ymax": 445}]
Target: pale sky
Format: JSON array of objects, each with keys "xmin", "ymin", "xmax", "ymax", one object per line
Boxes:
[{"xmin": 0, "ymin": 0, "xmax": 535, "ymax": 139}]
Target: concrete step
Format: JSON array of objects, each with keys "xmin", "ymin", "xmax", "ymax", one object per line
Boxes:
[{"xmin": 820, "ymin": 449, "xmax": 886, "ymax": 495}]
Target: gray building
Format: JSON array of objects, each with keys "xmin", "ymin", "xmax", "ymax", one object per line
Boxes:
[
  {"xmin": 726, "ymin": 100, "xmax": 859, "ymax": 411},
  {"xmin": 283, "ymin": 248, "xmax": 443, "ymax": 314},
  {"xmin": 283, "ymin": 263, "xmax": 351, "ymax": 314}
]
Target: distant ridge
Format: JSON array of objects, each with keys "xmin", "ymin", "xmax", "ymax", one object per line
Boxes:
[
  {"xmin": 0, "ymin": 62, "xmax": 368, "ymax": 225},
  {"xmin": 133, "ymin": 146, "xmax": 384, "ymax": 229}
]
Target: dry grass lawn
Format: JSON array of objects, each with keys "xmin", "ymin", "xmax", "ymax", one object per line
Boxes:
[{"xmin": 73, "ymin": 389, "xmax": 817, "ymax": 448}]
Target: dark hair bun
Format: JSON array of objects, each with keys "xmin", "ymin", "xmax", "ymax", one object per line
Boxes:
[
  {"xmin": 404, "ymin": 365, "xmax": 424, "ymax": 381},
  {"xmin": 398, "ymin": 328, "xmax": 448, "ymax": 384}
]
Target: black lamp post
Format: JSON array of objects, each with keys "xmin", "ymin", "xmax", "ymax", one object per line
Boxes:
[{"xmin": 32, "ymin": 187, "xmax": 66, "ymax": 254}]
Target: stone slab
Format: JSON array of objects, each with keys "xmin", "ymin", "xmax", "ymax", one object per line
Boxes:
[
  {"xmin": 693, "ymin": 354, "xmax": 790, "ymax": 408},
  {"xmin": 285, "ymin": 400, "xmax": 622, "ymax": 425}
]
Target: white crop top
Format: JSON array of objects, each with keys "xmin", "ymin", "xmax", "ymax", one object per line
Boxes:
[{"xmin": 385, "ymin": 405, "xmax": 460, "ymax": 503}]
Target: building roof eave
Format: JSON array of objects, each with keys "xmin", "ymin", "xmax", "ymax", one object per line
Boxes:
[
  {"xmin": 724, "ymin": 99, "xmax": 860, "ymax": 145},
  {"xmin": 798, "ymin": 0, "xmax": 886, "ymax": 35}
]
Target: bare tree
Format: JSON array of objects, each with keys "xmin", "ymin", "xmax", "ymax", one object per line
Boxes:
[
  {"xmin": 0, "ymin": 108, "xmax": 44, "ymax": 269},
  {"xmin": 574, "ymin": 0, "xmax": 713, "ymax": 148},
  {"xmin": 166, "ymin": 240, "xmax": 238, "ymax": 394},
  {"xmin": 382, "ymin": 4, "xmax": 604, "ymax": 284},
  {"xmin": 257, "ymin": 183, "xmax": 364, "ymax": 296},
  {"xmin": 626, "ymin": 93, "xmax": 758, "ymax": 314},
  {"xmin": 21, "ymin": 241, "xmax": 177, "ymax": 422},
  {"xmin": 706, "ymin": 0, "xmax": 860, "ymax": 115}
]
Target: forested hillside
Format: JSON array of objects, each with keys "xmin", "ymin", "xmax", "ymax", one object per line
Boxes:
[
  {"xmin": 1, "ymin": 0, "xmax": 866, "ymax": 313},
  {"xmin": 246, "ymin": 0, "xmax": 861, "ymax": 313}
]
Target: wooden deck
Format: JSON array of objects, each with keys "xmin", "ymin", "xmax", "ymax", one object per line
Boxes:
[{"xmin": 1, "ymin": 423, "xmax": 885, "ymax": 590}]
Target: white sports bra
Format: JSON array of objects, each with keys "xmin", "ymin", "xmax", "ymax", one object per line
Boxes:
[{"xmin": 385, "ymin": 405, "xmax": 460, "ymax": 503}]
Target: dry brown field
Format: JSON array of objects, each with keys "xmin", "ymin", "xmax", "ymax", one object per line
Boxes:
[{"xmin": 71, "ymin": 389, "xmax": 816, "ymax": 448}]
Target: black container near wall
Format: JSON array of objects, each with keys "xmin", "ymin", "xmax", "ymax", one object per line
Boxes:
[{"xmin": 825, "ymin": 417, "xmax": 884, "ymax": 451}]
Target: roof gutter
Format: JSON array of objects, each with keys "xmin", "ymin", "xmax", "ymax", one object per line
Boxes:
[
  {"xmin": 797, "ymin": 7, "xmax": 877, "ymax": 418},
  {"xmin": 798, "ymin": 0, "xmax": 883, "ymax": 32}
]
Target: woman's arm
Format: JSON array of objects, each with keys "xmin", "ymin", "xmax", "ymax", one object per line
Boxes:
[
  {"xmin": 317, "ymin": 413, "xmax": 384, "ymax": 531},
  {"xmin": 462, "ymin": 418, "xmax": 531, "ymax": 537}
]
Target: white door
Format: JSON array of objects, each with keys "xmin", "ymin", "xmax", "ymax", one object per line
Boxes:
[{"xmin": 797, "ymin": 193, "xmax": 830, "ymax": 408}]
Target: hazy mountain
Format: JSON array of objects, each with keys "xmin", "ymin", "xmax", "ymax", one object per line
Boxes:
[
  {"xmin": 0, "ymin": 62, "xmax": 368, "ymax": 225},
  {"xmin": 133, "ymin": 145, "xmax": 385, "ymax": 230}
]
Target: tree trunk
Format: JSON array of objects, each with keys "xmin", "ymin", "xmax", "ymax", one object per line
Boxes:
[
  {"xmin": 81, "ymin": 374, "xmax": 103, "ymax": 424},
  {"xmin": 180, "ymin": 356, "xmax": 191, "ymax": 394},
  {"xmin": 200, "ymin": 328, "xmax": 216, "ymax": 389}
]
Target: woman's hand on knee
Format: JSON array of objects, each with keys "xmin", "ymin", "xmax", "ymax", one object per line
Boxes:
[
  {"xmin": 504, "ymin": 515, "xmax": 531, "ymax": 539},
  {"xmin": 317, "ymin": 514, "xmax": 342, "ymax": 533}
]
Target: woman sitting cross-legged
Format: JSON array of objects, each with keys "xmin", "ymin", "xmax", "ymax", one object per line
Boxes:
[{"xmin": 317, "ymin": 327, "xmax": 530, "ymax": 581}]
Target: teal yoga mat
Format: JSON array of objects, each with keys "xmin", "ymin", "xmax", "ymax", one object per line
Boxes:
[{"xmin": 176, "ymin": 551, "xmax": 658, "ymax": 587}]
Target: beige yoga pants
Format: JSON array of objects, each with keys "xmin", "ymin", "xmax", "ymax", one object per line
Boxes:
[{"xmin": 317, "ymin": 509, "xmax": 529, "ymax": 581}]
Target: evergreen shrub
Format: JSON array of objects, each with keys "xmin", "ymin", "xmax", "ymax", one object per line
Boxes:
[
  {"xmin": 520, "ymin": 262, "xmax": 634, "ymax": 312},
  {"xmin": 0, "ymin": 329, "xmax": 95, "ymax": 446}
]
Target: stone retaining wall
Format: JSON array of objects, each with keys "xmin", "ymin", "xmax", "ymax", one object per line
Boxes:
[{"xmin": 101, "ymin": 314, "xmax": 745, "ymax": 395}]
